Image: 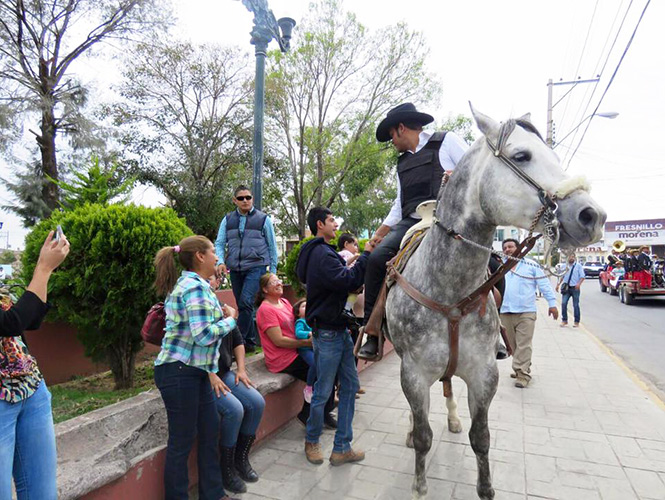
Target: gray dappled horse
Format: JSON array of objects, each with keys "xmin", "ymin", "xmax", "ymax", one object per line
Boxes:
[{"xmin": 385, "ymin": 105, "xmax": 606, "ymax": 499}]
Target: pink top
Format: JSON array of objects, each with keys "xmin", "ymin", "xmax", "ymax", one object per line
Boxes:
[
  {"xmin": 338, "ymin": 249, "xmax": 357, "ymax": 268},
  {"xmin": 256, "ymin": 298, "xmax": 299, "ymax": 373}
]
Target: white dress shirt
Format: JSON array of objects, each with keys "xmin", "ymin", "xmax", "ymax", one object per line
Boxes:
[{"xmin": 382, "ymin": 130, "xmax": 469, "ymax": 228}]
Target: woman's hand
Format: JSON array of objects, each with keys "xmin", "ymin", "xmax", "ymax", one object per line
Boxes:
[
  {"xmin": 209, "ymin": 372, "xmax": 230, "ymax": 397},
  {"xmin": 222, "ymin": 304, "xmax": 238, "ymax": 319},
  {"xmin": 37, "ymin": 230, "xmax": 70, "ymax": 273},
  {"xmin": 235, "ymin": 369, "xmax": 255, "ymax": 388}
]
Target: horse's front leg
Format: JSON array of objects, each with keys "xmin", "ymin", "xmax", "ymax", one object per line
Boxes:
[
  {"xmin": 466, "ymin": 363, "xmax": 499, "ymax": 500},
  {"xmin": 400, "ymin": 358, "xmax": 432, "ymax": 498}
]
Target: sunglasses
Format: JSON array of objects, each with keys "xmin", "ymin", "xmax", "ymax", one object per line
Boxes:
[{"xmin": 236, "ymin": 195, "xmax": 253, "ymax": 201}]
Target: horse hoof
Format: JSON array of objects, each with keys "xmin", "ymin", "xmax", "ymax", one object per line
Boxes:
[
  {"xmin": 405, "ymin": 432, "xmax": 414, "ymax": 448},
  {"xmin": 477, "ymin": 485, "xmax": 495, "ymax": 499},
  {"xmin": 411, "ymin": 481, "xmax": 428, "ymax": 498},
  {"xmin": 448, "ymin": 418, "xmax": 463, "ymax": 433}
]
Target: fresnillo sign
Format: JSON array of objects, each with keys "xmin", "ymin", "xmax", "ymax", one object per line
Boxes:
[{"xmin": 604, "ymin": 218, "xmax": 665, "ymax": 245}]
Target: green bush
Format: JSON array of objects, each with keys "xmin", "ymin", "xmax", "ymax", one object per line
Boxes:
[
  {"xmin": 22, "ymin": 204, "xmax": 192, "ymax": 389},
  {"xmin": 283, "ymin": 233, "xmax": 368, "ymax": 296},
  {"xmin": 0, "ymin": 250, "xmax": 16, "ymax": 264}
]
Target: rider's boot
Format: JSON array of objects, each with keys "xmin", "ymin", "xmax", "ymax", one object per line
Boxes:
[
  {"xmin": 358, "ymin": 334, "xmax": 379, "ymax": 360},
  {"xmin": 496, "ymin": 340, "xmax": 509, "ymax": 360}
]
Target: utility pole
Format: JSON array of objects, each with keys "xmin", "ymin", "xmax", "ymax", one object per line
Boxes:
[{"xmin": 546, "ymin": 77, "xmax": 600, "ymax": 149}]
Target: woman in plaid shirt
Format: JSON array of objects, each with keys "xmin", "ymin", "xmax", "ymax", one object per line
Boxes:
[{"xmin": 153, "ymin": 236, "xmax": 239, "ymax": 500}]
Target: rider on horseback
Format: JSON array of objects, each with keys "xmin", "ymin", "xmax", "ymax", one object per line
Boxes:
[{"xmin": 357, "ymin": 103, "xmax": 468, "ymax": 360}]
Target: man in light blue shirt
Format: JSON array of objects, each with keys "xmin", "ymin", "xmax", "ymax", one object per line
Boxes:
[
  {"xmin": 500, "ymin": 239, "xmax": 559, "ymax": 388},
  {"xmin": 556, "ymin": 254, "xmax": 585, "ymax": 328},
  {"xmin": 215, "ymin": 185, "xmax": 278, "ymax": 351}
]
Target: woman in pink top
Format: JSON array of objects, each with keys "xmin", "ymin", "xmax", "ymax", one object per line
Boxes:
[{"xmin": 255, "ymin": 273, "xmax": 337, "ymax": 428}]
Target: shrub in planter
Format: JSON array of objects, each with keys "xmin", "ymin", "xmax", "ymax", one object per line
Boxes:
[{"xmin": 22, "ymin": 204, "xmax": 192, "ymax": 389}]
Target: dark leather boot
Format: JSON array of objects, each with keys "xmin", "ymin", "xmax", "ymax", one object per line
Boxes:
[
  {"xmin": 496, "ymin": 341, "xmax": 509, "ymax": 360},
  {"xmin": 357, "ymin": 335, "xmax": 379, "ymax": 360},
  {"xmin": 235, "ymin": 434, "xmax": 259, "ymax": 483},
  {"xmin": 220, "ymin": 445, "xmax": 247, "ymax": 493}
]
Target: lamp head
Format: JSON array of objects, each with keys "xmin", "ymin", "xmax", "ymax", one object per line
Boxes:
[{"xmin": 277, "ymin": 17, "xmax": 296, "ymax": 42}]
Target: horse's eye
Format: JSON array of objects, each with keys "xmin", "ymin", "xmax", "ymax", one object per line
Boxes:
[{"xmin": 512, "ymin": 151, "xmax": 531, "ymax": 163}]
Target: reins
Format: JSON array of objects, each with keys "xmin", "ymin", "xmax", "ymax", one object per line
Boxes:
[{"xmin": 388, "ymin": 234, "xmax": 540, "ymax": 398}]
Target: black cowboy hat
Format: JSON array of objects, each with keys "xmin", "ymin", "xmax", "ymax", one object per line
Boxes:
[{"xmin": 375, "ymin": 103, "xmax": 434, "ymax": 142}]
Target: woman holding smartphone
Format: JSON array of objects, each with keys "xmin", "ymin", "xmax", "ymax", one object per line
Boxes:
[
  {"xmin": 153, "ymin": 236, "xmax": 239, "ymax": 500},
  {"xmin": 0, "ymin": 231, "xmax": 69, "ymax": 500}
]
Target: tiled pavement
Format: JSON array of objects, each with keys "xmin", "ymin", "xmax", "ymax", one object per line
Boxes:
[{"xmin": 237, "ymin": 298, "xmax": 665, "ymax": 499}]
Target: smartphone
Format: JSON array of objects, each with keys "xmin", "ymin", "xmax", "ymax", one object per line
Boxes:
[{"xmin": 54, "ymin": 224, "xmax": 64, "ymax": 242}]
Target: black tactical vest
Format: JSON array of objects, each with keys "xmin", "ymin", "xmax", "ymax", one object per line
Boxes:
[{"xmin": 397, "ymin": 131, "xmax": 447, "ymax": 217}]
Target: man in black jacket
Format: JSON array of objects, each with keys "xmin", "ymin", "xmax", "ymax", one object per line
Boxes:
[{"xmin": 296, "ymin": 206, "xmax": 375, "ymax": 466}]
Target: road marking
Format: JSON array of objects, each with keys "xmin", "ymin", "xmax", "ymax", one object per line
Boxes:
[{"xmin": 579, "ymin": 322, "xmax": 665, "ymax": 411}]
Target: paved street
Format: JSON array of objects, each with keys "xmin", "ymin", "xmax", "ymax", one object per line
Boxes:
[
  {"xmin": 236, "ymin": 298, "xmax": 665, "ymax": 500},
  {"xmin": 572, "ymin": 278, "xmax": 665, "ymax": 401}
]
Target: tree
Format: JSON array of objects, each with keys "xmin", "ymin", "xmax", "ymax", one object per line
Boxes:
[
  {"xmin": 0, "ymin": 249, "xmax": 15, "ymax": 264},
  {"xmin": 109, "ymin": 40, "xmax": 255, "ymax": 240},
  {"xmin": 263, "ymin": 0, "xmax": 440, "ymax": 238},
  {"xmin": 22, "ymin": 204, "xmax": 192, "ymax": 389},
  {"xmin": 50, "ymin": 155, "xmax": 134, "ymax": 209},
  {"xmin": 0, "ymin": 0, "xmax": 168, "ymax": 215}
]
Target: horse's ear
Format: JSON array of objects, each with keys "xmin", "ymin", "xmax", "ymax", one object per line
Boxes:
[
  {"xmin": 469, "ymin": 102, "xmax": 499, "ymax": 139},
  {"xmin": 517, "ymin": 112, "xmax": 532, "ymax": 123}
]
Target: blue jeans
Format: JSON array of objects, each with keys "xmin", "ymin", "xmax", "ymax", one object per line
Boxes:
[
  {"xmin": 297, "ymin": 347, "xmax": 317, "ymax": 386},
  {"xmin": 561, "ymin": 288, "xmax": 581, "ymax": 323},
  {"xmin": 306, "ymin": 328, "xmax": 359, "ymax": 453},
  {"xmin": 214, "ymin": 370, "xmax": 265, "ymax": 447},
  {"xmin": 0, "ymin": 380, "xmax": 57, "ymax": 500},
  {"xmin": 230, "ymin": 266, "xmax": 265, "ymax": 348},
  {"xmin": 155, "ymin": 362, "xmax": 224, "ymax": 500}
]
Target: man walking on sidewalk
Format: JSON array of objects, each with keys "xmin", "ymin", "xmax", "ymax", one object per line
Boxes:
[
  {"xmin": 499, "ymin": 239, "xmax": 558, "ymax": 388},
  {"xmin": 556, "ymin": 254, "xmax": 585, "ymax": 327},
  {"xmin": 296, "ymin": 206, "xmax": 375, "ymax": 466}
]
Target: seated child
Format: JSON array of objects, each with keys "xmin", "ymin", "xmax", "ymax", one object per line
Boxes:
[
  {"xmin": 610, "ymin": 261, "xmax": 625, "ymax": 287},
  {"xmin": 292, "ymin": 299, "xmax": 316, "ymax": 403},
  {"xmin": 337, "ymin": 233, "xmax": 361, "ymax": 314}
]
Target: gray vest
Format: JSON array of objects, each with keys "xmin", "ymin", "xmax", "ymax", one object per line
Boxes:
[
  {"xmin": 225, "ymin": 209, "xmax": 270, "ymax": 272},
  {"xmin": 398, "ymin": 131, "xmax": 446, "ymax": 217}
]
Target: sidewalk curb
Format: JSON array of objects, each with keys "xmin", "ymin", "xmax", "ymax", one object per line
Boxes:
[{"xmin": 578, "ymin": 321, "xmax": 665, "ymax": 411}]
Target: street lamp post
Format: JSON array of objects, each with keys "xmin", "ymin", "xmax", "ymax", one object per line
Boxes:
[{"xmin": 240, "ymin": 0, "xmax": 295, "ymax": 210}]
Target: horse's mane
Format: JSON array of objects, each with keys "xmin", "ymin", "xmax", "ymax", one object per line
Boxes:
[{"xmin": 514, "ymin": 118, "xmax": 544, "ymax": 142}]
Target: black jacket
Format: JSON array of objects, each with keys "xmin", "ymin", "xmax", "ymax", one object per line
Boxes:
[
  {"xmin": 0, "ymin": 291, "xmax": 49, "ymax": 338},
  {"xmin": 296, "ymin": 238, "xmax": 369, "ymax": 329},
  {"xmin": 217, "ymin": 325, "xmax": 244, "ymax": 375},
  {"xmin": 637, "ymin": 252, "xmax": 652, "ymax": 272}
]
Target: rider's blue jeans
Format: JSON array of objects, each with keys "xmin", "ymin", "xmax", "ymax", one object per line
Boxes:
[
  {"xmin": 561, "ymin": 288, "xmax": 581, "ymax": 323},
  {"xmin": 306, "ymin": 328, "xmax": 359, "ymax": 453}
]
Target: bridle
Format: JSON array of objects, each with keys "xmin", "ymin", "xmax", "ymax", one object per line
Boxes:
[{"xmin": 434, "ymin": 119, "xmax": 564, "ymax": 276}]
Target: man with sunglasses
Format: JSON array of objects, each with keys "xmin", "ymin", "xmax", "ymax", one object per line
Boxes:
[{"xmin": 216, "ymin": 185, "xmax": 278, "ymax": 352}]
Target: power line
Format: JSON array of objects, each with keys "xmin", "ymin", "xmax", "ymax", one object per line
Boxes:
[
  {"xmin": 562, "ymin": 0, "xmax": 634, "ymax": 163},
  {"xmin": 566, "ymin": 0, "xmax": 651, "ymax": 169}
]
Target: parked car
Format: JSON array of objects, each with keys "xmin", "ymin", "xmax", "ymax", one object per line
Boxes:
[{"xmin": 582, "ymin": 261, "xmax": 604, "ymax": 278}]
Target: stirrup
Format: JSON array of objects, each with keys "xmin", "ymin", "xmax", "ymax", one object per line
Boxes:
[{"xmin": 354, "ymin": 326, "xmax": 384, "ymax": 361}]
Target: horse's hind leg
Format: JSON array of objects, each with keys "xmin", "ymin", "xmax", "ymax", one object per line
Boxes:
[
  {"xmin": 400, "ymin": 360, "xmax": 432, "ymax": 498},
  {"xmin": 466, "ymin": 366, "xmax": 498, "ymax": 500},
  {"xmin": 445, "ymin": 392, "xmax": 463, "ymax": 433}
]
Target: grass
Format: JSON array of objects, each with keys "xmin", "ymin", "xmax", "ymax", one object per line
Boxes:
[{"xmin": 50, "ymin": 361, "xmax": 157, "ymax": 424}]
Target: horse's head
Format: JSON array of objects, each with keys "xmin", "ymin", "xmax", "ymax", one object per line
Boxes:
[{"xmin": 469, "ymin": 105, "xmax": 606, "ymax": 248}]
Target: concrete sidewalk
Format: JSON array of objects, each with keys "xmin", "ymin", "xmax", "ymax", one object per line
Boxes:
[{"xmin": 239, "ymin": 298, "xmax": 665, "ymax": 499}]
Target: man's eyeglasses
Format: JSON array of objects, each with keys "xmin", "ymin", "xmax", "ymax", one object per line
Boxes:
[{"xmin": 236, "ymin": 195, "xmax": 253, "ymax": 201}]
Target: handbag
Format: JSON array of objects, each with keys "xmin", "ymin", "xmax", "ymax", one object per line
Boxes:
[
  {"xmin": 141, "ymin": 302, "xmax": 166, "ymax": 346},
  {"xmin": 561, "ymin": 263, "xmax": 575, "ymax": 294}
]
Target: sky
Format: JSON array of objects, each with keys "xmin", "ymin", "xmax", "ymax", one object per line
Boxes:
[{"xmin": 1, "ymin": 0, "xmax": 662, "ymax": 249}]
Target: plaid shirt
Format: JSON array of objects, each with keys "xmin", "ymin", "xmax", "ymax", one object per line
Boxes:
[{"xmin": 155, "ymin": 271, "xmax": 236, "ymax": 373}]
